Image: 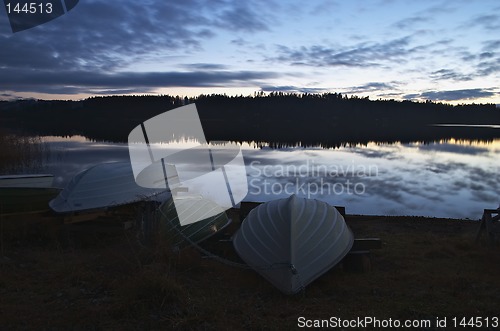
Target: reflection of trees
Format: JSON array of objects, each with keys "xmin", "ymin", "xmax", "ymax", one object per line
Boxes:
[{"xmin": 0, "ymin": 94, "xmax": 498, "ymax": 147}]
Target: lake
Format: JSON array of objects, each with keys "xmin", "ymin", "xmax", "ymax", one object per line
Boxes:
[{"xmin": 35, "ymin": 134, "xmax": 500, "ymax": 220}]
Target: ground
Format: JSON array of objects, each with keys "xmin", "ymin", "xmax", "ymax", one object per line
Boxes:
[{"xmin": 1, "ymin": 212, "xmax": 499, "ymax": 330}]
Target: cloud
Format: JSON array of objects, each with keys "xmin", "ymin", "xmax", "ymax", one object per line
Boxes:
[
  {"xmin": 453, "ymin": 45, "xmax": 499, "ymax": 79},
  {"xmin": 432, "ymin": 46, "xmax": 499, "ymax": 80},
  {"xmin": 0, "ymin": 68, "xmax": 279, "ymax": 95},
  {"xmin": 269, "ymin": 35, "xmax": 435, "ymax": 68},
  {"xmin": 482, "ymin": 40, "xmax": 500, "ymax": 52},
  {"xmin": 0, "ymin": 0, "xmax": 272, "ymax": 72},
  {"xmin": 230, "ymin": 38, "xmax": 247, "ymax": 46},
  {"xmin": 393, "ymin": 16, "xmax": 431, "ymax": 29},
  {"xmin": 180, "ymin": 63, "xmax": 229, "ymax": 70},
  {"xmin": 0, "ymin": 1, "xmax": 237, "ymax": 72},
  {"xmin": 214, "ymin": 2, "xmax": 270, "ymax": 32},
  {"xmin": 430, "ymin": 69, "xmax": 472, "ymax": 82},
  {"xmin": 350, "ymin": 147, "xmax": 402, "ymax": 160},
  {"xmin": 479, "ymin": 52, "xmax": 495, "ymax": 60},
  {"xmin": 476, "ymin": 57, "xmax": 500, "ymax": 76},
  {"xmin": 417, "ymin": 144, "xmax": 489, "ymax": 156},
  {"xmin": 460, "ymin": 51, "xmax": 477, "ymax": 62},
  {"xmin": 415, "ymin": 2, "xmax": 457, "ymax": 16},
  {"xmin": 0, "ymin": 0, "xmax": 277, "ymax": 96},
  {"xmin": 404, "ymin": 88, "xmax": 498, "ymax": 101},
  {"xmin": 309, "ymin": 1, "xmax": 339, "ymax": 15},
  {"xmin": 0, "ymin": 0, "xmax": 498, "ymax": 105},
  {"xmin": 345, "ymin": 82, "xmax": 398, "ymax": 94},
  {"xmin": 260, "ymin": 85, "xmax": 328, "ymax": 94},
  {"xmin": 468, "ymin": 14, "xmax": 500, "ymax": 31},
  {"xmin": 376, "ymin": 92, "xmax": 405, "ymax": 99}
]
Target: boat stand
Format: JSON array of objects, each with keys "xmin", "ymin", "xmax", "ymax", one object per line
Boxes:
[
  {"xmin": 475, "ymin": 208, "xmax": 500, "ymax": 246},
  {"xmin": 137, "ymin": 201, "xmax": 160, "ymax": 247},
  {"xmin": 343, "ymin": 238, "xmax": 382, "ymax": 272}
]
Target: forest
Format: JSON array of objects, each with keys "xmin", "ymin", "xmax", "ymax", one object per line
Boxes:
[{"xmin": 0, "ymin": 93, "xmax": 499, "ymax": 147}]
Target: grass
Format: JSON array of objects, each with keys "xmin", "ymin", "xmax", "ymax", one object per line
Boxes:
[
  {"xmin": 0, "ymin": 213, "xmax": 499, "ymax": 330},
  {"xmin": 0, "ymin": 130, "xmax": 49, "ymax": 174}
]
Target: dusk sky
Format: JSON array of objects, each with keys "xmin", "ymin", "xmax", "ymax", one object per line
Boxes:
[{"xmin": 0, "ymin": 0, "xmax": 499, "ymax": 104}]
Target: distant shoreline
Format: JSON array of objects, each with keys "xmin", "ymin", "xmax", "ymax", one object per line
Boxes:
[{"xmin": 1, "ymin": 94, "xmax": 499, "ymax": 146}]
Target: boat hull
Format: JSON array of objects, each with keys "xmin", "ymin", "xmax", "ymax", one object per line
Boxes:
[
  {"xmin": 157, "ymin": 195, "xmax": 231, "ymax": 249},
  {"xmin": 50, "ymin": 162, "xmax": 168, "ymax": 213},
  {"xmin": 0, "ymin": 187, "xmax": 61, "ymax": 215},
  {"xmin": 233, "ymin": 195, "xmax": 354, "ymax": 294}
]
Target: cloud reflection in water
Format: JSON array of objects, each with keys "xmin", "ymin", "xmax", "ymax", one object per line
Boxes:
[{"xmin": 42, "ymin": 137, "xmax": 500, "ymax": 219}]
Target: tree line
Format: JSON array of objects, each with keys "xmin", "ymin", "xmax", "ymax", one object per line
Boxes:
[{"xmin": 0, "ymin": 93, "xmax": 498, "ymax": 147}]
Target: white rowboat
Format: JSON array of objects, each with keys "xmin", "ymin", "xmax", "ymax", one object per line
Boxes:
[
  {"xmin": 233, "ymin": 195, "xmax": 354, "ymax": 294},
  {"xmin": 50, "ymin": 162, "xmax": 174, "ymax": 213}
]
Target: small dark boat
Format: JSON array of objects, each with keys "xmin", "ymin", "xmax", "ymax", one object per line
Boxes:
[{"xmin": 157, "ymin": 194, "xmax": 231, "ymax": 249}]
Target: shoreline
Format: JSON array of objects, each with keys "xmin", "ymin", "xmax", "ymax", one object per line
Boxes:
[
  {"xmin": 0, "ymin": 211, "xmax": 500, "ymax": 330},
  {"xmin": 1, "ymin": 212, "xmax": 499, "ymax": 329}
]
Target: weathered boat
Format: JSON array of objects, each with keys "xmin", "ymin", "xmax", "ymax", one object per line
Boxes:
[
  {"xmin": 0, "ymin": 174, "xmax": 60, "ymax": 215},
  {"xmin": 156, "ymin": 194, "xmax": 231, "ymax": 249},
  {"xmin": 49, "ymin": 162, "xmax": 173, "ymax": 213},
  {"xmin": 232, "ymin": 194, "xmax": 354, "ymax": 294}
]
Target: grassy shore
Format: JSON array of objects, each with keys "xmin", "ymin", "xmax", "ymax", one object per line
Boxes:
[
  {"xmin": 1, "ymin": 212, "xmax": 499, "ymax": 330},
  {"xmin": 0, "ymin": 131, "xmax": 48, "ymax": 174}
]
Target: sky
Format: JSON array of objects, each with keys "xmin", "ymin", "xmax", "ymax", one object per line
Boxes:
[{"xmin": 0, "ymin": 0, "xmax": 499, "ymax": 104}]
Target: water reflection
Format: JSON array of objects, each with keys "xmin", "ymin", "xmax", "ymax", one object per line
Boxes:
[
  {"xmin": 41, "ymin": 136, "xmax": 130, "ymax": 187},
  {"xmin": 9, "ymin": 135, "xmax": 500, "ymax": 219}
]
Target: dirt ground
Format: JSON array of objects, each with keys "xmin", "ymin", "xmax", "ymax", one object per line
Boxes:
[{"xmin": 1, "ymin": 212, "xmax": 499, "ymax": 330}]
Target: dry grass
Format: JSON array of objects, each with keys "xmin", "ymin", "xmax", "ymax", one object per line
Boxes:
[
  {"xmin": 0, "ymin": 214, "xmax": 499, "ymax": 330},
  {"xmin": 0, "ymin": 130, "xmax": 48, "ymax": 174}
]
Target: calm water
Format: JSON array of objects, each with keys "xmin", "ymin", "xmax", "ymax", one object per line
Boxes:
[{"xmin": 37, "ymin": 134, "xmax": 500, "ymax": 219}]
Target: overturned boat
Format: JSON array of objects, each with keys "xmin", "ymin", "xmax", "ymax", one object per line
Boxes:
[
  {"xmin": 49, "ymin": 162, "xmax": 174, "ymax": 214},
  {"xmin": 233, "ymin": 194, "xmax": 353, "ymax": 294},
  {"xmin": 0, "ymin": 174, "xmax": 60, "ymax": 215},
  {"xmin": 156, "ymin": 194, "xmax": 231, "ymax": 249}
]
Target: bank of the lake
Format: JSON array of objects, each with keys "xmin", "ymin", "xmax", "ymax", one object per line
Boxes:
[{"xmin": 0, "ymin": 212, "xmax": 499, "ymax": 330}]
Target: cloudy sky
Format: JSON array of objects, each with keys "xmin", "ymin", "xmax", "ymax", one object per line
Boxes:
[{"xmin": 0, "ymin": 0, "xmax": 499, "ymax": 104}]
